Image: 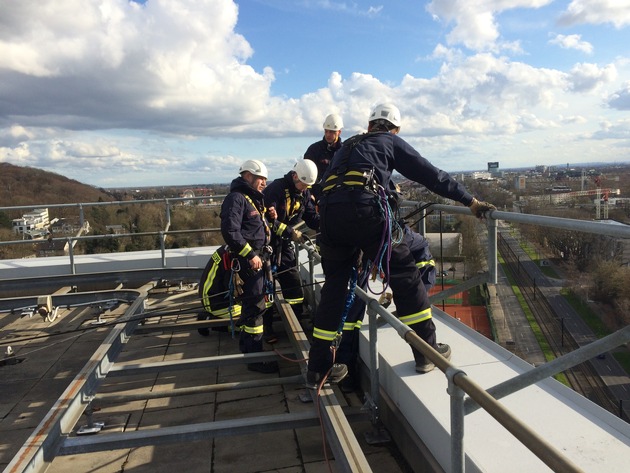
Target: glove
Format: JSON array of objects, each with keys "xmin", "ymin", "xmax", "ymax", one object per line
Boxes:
[
  {"xmin": 468, "ymin": 198, "xmax": 496, "ymax": 219},
  {"xmin": 290, "ymin": 228, "xmax": 304, "ymax": 244},
  {"xmin": 232, "ymin": 272, "xmax": 244, "ymax": 297}
]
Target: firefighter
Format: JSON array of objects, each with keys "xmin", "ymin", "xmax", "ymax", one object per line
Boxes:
[
  {"xmin": 304, "ymin": 113, "xmax": 343, "ymax": 199},
  {"xmin": 306, "ymin": 103, "xmax": 496, "ymax": 388},
  {"xmin": 220, "ymin": 159, "xmax": 293, "ymax": 374},
  {"xmin": 262, "ymin": 160, "xmax": 320, "ymax": 342}
]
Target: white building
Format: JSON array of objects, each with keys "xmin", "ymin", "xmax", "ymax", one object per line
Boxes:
[{"xmin": 12, "ymin": 208, "xmax": 50, "ymax": 235}]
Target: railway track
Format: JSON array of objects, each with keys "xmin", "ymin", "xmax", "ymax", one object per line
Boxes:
[{"xmin": 497, "ymin": 232, "xmax": 619, "ymax": 415}]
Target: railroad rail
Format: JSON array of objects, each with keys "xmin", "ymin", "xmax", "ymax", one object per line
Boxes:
[{"xmin": 497, "ymin": 231, "xmax": 618, "ymax": 414}]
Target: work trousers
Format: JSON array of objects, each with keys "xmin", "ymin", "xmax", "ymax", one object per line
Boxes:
[
  {"xmin": 236, "ymin": 256, "xmax": 266, "ymax": 354},
  {"xmin": 308, "ymin": 200, "xmax": 436, "ymax": 374}
]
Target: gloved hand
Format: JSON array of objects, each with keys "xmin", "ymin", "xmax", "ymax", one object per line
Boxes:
[
  {"xmin": 291, "ymin": 228, "xmax": 304, "ymax": 244},
  {"xmin": 468, "ymin": 198, "xmax": 496, "ymax": 219},
  {"xmin": 232, "ymin": 272, "xmax": 244, "ymax": 297}
]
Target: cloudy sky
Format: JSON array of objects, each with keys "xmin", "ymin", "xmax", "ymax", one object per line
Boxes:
[{"xmin": 1, "ymin": 0, "xmax": 629, "ymax": 188}]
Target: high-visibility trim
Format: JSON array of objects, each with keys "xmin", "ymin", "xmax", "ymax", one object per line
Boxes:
[
  {"xmin": 275, "ymin": 222, "xmax": 287, "ymax": 236},
  {"xmin": 201, "ymin": 252, "xmax": 222, "ymax": 312},
  {"xmin": 211, "ymin": 305, "xmax": 242, "ymax": 318},
  {"xmin": 313, "ymin": 327, "xmax": 338, "ymax": 341},
  {"xmin": 322, "ymin": 170, "xmax": 369, "ymax": 192},
  {"xmin": 285, "ymin": 297, "xmax": 304, "ymax": 305},
  {"xmin": 242, "ymin": 325, "xmax": 264, "ymax": 335},
  {"xmin": 342, "ymin": 320, "xmax": 363, "ymax": 331},
  {"xmin": 416, "ymin": 259, "xmax": 435, "ymax": 269},
  {"xmin": 239, "ymin": 243, "xmax": 252, "ymax": 257},
  {"xmin": 399, "ymin": 307, "xmax": 433, "ymax": 326},
  {"xmin": 265, "ymin": 300, "xmax": 274, "ymax": 309}
]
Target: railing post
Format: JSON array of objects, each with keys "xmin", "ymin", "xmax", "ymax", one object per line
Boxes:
[
  {"xmin": 160, "ymin": 231, "xmax": 166, "ymax": 268},
  {"xmin": 367, "ymin": 301, "xmax": 380, "ymax": 414},
  {"xmin": 68, "ymin": 237, "xmax": 76, "ymax": 275},
  {"xmin": 487, "ymin": 216, "xmax": 498, "ymax": 284},
  {"xmin": 447, "ymin": 367, "xmax": 467, "ymax": 473},
  {"xmin": 164, "ymin": 199, "xmax": 172, "ymax": 232},
  {"xmin": 78, "ymin": 203, "xmax": 84, "ymax": 229}
]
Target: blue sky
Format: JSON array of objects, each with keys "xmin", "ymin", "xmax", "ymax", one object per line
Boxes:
[{"xmin": 1, "ymin": 0, "xmax": 629, "ymax": 188}]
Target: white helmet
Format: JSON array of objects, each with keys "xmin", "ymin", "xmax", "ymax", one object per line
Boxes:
[
  {"xmin": 323, "ymin": 113, "xmax": 343, "ymax": 131},
  {"xmin": 239, "ymin": 159, "xmax": 268, "ymax": 179},
  {"xmin": 369, "ymin": 103, "xmax": 401, "ymax": 128},
  {"xmin": 293, "ymin": 160, "xmax": 318, "ymax": 186}
]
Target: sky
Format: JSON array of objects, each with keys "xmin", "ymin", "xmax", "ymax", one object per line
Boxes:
[{"xmin": 1, "ymin": 0, "xmax": 629, "ymax": 189}]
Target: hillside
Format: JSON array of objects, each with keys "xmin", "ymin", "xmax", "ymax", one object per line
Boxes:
[{"xmin": 0, "ymin": 163, "xmax": 114, "ymax": 207}]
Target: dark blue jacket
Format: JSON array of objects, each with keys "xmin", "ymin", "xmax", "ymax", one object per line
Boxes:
[
  {"xmin": 304, "ymin": 137, "xmax": 343, "ymax": 183},
  {"xmin": 263, "ymin": 172, "xmax": 320, "ymax": 233},
  {"xmin": 220, "ymin": 177, "xmax": 270, "ymax": 260},
  {"xmin": 321, "ymin": 132, "xmax": 474, "ymax": 206}
]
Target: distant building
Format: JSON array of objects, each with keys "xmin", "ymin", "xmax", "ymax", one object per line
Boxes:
[
  {"xmin": 487, "ymin": 162, "xmax": 500, "ymax": 177},
  {"xmin": 471, "ymin": 171, "xmax": 492, "ymax": 180},
  {"xmin": 425, "ymin": 233, "xmax": 462, "ymax": 258},
  {"xmin": 12, "ymin": 208, "xmax": 49, "ymax": 235},
  {"xmin": 514, "ymin": 176, "xmax": 526, "ymax": 190}
]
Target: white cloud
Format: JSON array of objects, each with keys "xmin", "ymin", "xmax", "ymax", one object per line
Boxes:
[
  {"xmin": 558, "ymin": 0, "xmax": 630, "ymax": 28},
  {"xmin": 426, "ymin": 0, "xmax": 553, "ymax": 52},
  {"xmin": 567, "ymin": 63, "xmax": 617, "ymax": 92},
  {"xmin": 607, "ymin": 82, "xmax": 630, "ymax": 110},
  {"xmin": 0, "ymin": 0, "xmax": 275, "ymax": 134},
  {"xmin": 549, "ymin": 34, "xmax": 593, "ymax": 54}
]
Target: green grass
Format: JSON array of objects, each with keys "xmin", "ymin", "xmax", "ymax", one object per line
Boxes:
[
  {"xmin": 612, "ymin": 350, "xmax": 630, "ymax": 375},
  {"xmin": 560, "ymin": 288, "xmax": 610, "ymax": 338}
]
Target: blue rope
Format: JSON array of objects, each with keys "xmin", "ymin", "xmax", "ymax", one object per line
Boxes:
[
  {"xmin": 336, "ymin": 266, "xmax": 358, "ymax": 336},
  {"xmin": 367, "ymin": 187, "xmax": 403, "ymax": 295}
]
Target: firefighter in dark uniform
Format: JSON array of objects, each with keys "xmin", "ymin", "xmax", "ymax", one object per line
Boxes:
[
  {"xmin": 262, "ymin": 160, "xmax": 320, "ymax": 342},
  {"xmin": 304, "ymin": 113, "xmax": 343, "ymax": 199},
  {"xmin": 306, "ymin": 103, "xmax": 496, "ymax": 387},
  {"xmin": 221, "ymin": 159, "xmax": 290, "ymax": 374}
]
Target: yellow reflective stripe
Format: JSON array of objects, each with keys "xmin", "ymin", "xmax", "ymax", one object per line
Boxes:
[
  {"xmin": 416, "ymin": 259, "xmax": 435, "ymax": 269},
  {"xmin": 242, "ymin": 325, "xmax": 264, "ymax": 335},
  {"xmin": 276, "ymin": 222, "xmax": 287, "ymax": 236},
  {"xmin": 345, "ymin": 171, "xmax": 364, "ymax": 177},
  {"xmin": 324, "ymin": 173, "xmax": 340, "ymax": 183},
  {"xmin": 313, "ymin": 327, "xmax": 338, "ymax": 341},
  {"xmin": 239, "ymin": 243, "xmax": 252, "ymax": 257},
  {"xmin": 201, "ymin": 252, "xmax": 222, "ymax": 311},
  {"xmin": 211, "ymin": 305, "xmax": 242, "ymax": 318},
  {"xmin": 342, "ymin": 320, "xmax": 364, "ymax": 331},
  {"xmin": 344, "ymin": 180, "xmax": 366, "ymax": 186},
  {"xmin": 285, "ymin": 297, "xmax": 304, "ymax": 305},
  {"xmin": 399, "ymin": 307, "xmax": 433, "ymax": 326},
  {"xmin": 265, "ymin": 300, "xmax": 274, "ymax": 308}
]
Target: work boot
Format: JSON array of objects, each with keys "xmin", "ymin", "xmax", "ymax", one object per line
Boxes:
[
  {"xmin": 305, "ymin": 364, "xmax": 348, "ymax": 390},
  {"xmin": 263, "ymin": 323, "xmax": 278, "ymax": 344},
  {"xmin": 415, "ymin": 343, "xmax": 452, "ymax": 374},
  {"xmin": 247, "ymin": 361, "xmax": 279, "ymax": 374}
]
